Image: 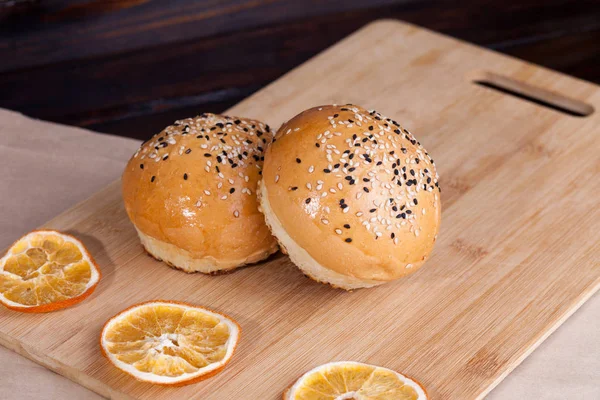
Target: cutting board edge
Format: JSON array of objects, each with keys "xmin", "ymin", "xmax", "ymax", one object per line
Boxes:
[
  {"xmin": 478, "ymin": 278, "xmax": 600, "ymax": 400},
  {"xmin": 0, "ymin": 328, "xmax": 135, "ymax": 400}
]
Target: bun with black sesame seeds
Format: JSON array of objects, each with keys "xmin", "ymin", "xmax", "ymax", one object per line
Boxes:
[
  {"xmin": 258, "ymin": 105, "xmax": 441, "ymax": 289},
  {"xmin": 122, "ymin": 113, "xmax": 279, "ymax": 273}
]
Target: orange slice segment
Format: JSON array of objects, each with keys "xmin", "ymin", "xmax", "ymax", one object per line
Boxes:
[
  {"xmin": 0, "ymin": 230, "xmax": 101, "ymax": 312},
  {"xmin": 100, "ymin": 301, "xmax": 240, "ymax": 386},
  {"xmin": 285, "ymin": 362, "xmax": 428, "ymax": 400}
]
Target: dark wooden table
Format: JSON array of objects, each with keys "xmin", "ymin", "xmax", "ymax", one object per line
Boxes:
[{"xmin": 1, "ymin": 0, "xmax": 599, "ymax": 140}]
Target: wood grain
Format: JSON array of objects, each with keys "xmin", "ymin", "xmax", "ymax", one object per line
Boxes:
[
  {"xmin": 0, "ymin": 20, "xmax": 599, "ymax": 399},
  {"xmin": 1, "ymin": 0, "xmax": 599, "ymax": 137}
]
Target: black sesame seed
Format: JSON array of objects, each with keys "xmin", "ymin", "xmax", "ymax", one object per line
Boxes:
[
  {"xmin": 204, "ymin": 153, "xmax": 211, "ymax": 157},
  {"xmin": 344, "ymin": 224, "xmax": 351, "ymax": 229},
  {"xmin": 323, "ymin": 168, "xmax": 331, "ymax": 173},
  {"xmin": 315, "ymin": 143, "xmax": 321, "ymax": 148},
  {"xmin": 230, "ymin": 188, "xmax": 235, "ymax": 194},
  {"xmin": 369, "ymin": 126, "xmax": 374, "ymax": 131},
  {"xmin": 414, "ymin": 199, "xmax": 418, "ymax": 205},
  {"xmin": 151, "ymin": 176, "xmax": 156, "ymax": 182},
  {"xmin": 185, "ymin": 149, "xmax": 191, "ymax": 154},
  {"xmin": 391, "ymin": 232, "xmax": 396, "ymax": 239},
  {"xmin": 296, "ymin": 158, "xmax": 302, "ymax": 163},
  {"xmin": 363, "ymin": 187, "xmax": 369, "ymax": 193},
  {"xmin": 406, "ymin": 210, "xmax": 412, "ymax": 214},
  {"xmin": 183, "ymin": 173, "xmax": 188, "ymax": 180},
  {"xmin": 345, "ymin": 238, "xmax": 352, "ymax": 243},
  {"xmin": 369, "ymin": 208, "xmax": 376, "ymax": 213},
  {"xmin": 291, "ymin": 186, "xmax": 298, "ymax": 191},
  {"xmin": 140, "ymin": 164, "xmax": 144, "ymax": 169},
  {"xmin": 333, "ymin": 113, "xmax": 339, "ymax": 118},
  {"xmin": 305, "ymin": 198, "xmax": 311, "ymax": 204}
]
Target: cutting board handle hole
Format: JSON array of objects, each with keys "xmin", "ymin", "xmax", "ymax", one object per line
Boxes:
[{"xmin": 470, "ymin": 71, "xmax": 594, "ymax": 117}]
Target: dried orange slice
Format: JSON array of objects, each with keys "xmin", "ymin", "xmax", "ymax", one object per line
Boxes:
[
  {"xmin": 100, "ymin": 301, "xmax": 240, "ymax": 385},
  {"xmin": 285, "ymin": 361, "xmax": 428, "ymax": 400},
  {"xmin": 0, "ymin": 230, "xmax": 101, "ymax": 312}
]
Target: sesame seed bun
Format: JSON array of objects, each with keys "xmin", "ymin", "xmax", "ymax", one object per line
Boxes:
[
  {"xmin": 122, "ymin": 113, "xmax": 279, "ymax": 273},
  {"xmin": 259, "ymin": 105, "xmax": 441, "ymax": 289}
]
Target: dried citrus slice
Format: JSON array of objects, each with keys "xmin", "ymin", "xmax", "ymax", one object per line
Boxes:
[
  {"xmin": 100, "ymin": 301, "xmax": 240, "ymax": 385},
  {"xmin": 285, "ymin": 361, "xmax": 428, "ymax": 400},
  {"xmin": 0, "ymin": 230, "xmax": 101, "ymax": 312}
]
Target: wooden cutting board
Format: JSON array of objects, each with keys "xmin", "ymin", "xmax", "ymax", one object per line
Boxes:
[{"xmin": 1, "ymin": 20, "xmax": 599, "ymax": 400}]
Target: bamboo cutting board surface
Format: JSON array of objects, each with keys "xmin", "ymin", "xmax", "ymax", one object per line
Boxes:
[{"xmin": 1, "ymin": 20, "xmax": 599, "ymax": 400}]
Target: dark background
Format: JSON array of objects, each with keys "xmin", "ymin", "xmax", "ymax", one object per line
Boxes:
[{"xmin": 1, "ymin": 0, "xmax": 599, "ymax": 140}]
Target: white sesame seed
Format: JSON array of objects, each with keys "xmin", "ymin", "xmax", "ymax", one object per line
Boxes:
[
  {"xmin": 275, "ymin": 175, "xmax": 280, "ymax": 183},
  {"xmin": 321, "ymin": 219, "xmax": 329, "ymax": 225},
  {"xmin": 306, "ymin": 183, "xmax": 312, "ymax": 190},
  {"xmin": 335, "ymin": 229, "xmax": 342, "ymax": 235},
  {"xmin": 234, "ymin": 210, "xmax": 240, "ymax": 218},
  {"xmin": 204, "ymin": 190, "xmax": 211, "ymax": 195}
]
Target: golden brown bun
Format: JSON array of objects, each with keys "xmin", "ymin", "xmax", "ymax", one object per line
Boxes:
[
  {"xmin": 122, "ymin": 113, "xmax": 278, "ymax": 273},
  {"xmin": 260, "ymin": 105, "xmax": 441, "ymax": 289}
]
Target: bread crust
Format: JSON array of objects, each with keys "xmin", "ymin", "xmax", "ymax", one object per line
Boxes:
[
  {"xmin": 122, "ymin": 114, "xmax": 279, "ymax": 272},
  {"xmin": 260, "ymin": 105, "xmax": 441, "ymax": 286}
]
